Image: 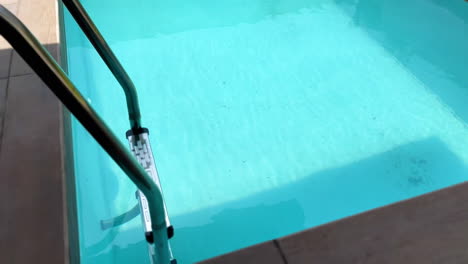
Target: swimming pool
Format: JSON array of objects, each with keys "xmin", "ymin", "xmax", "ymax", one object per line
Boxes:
[{"xmin": 63, "ymin": 0, "xmax": 468, "ymax": 263}]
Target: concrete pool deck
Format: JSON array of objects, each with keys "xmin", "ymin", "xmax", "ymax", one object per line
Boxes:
[{"xmin": 0, "ymin": 0, "xmax": 73, "ymax": 263}]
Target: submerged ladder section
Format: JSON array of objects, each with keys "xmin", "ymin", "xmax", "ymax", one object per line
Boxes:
[
  {"xmin": 59, "ymin": 0, "xmax": 175, "ymax": 257},
  {"xmin": 0, "ymin": 4, "xmax": 175, "ymax": 264}
]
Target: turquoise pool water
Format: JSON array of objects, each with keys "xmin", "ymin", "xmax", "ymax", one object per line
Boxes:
[{"xmin": 64, "ymin": 0, "xmax": 468, "ymax": 263}]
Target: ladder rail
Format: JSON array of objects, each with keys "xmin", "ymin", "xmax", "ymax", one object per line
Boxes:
[
  {"xmin": 61, "ymin": 0, "xmax": 174, "ymax": 252},
  {"xmin": 62, "ymin": 0, "xmax": 142, "ymax": 131},
  {"xmin": 0, "ymin": 5, "xmax": 170, "ymax": 264}
]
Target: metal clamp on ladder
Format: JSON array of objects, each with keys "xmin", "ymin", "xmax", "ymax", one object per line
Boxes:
[{"xmin": 126, "ymin": 128, "xmax": 174, "ymax": 242}]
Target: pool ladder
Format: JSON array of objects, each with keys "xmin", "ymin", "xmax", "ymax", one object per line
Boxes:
[{"xmin": 0, "ymin": 3, "xmax": 175, "ymax": 264}]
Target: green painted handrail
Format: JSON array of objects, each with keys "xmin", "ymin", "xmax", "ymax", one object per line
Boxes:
[{"xmin": 0, "ymin": 5, "xmax": 170, "ymax": 264}]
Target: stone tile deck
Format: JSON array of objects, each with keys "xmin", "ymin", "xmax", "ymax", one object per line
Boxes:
[{"xmin": 0, "ymin": 0, "xmax": 68, "ymax": 263}]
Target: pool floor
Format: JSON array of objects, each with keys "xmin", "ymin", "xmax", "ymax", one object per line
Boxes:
[{"xmin": 65, "ymin": 0, "xmax": 468, "ymax": 263}]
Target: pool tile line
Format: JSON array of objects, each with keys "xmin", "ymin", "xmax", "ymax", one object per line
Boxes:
[
  {"xmin": 0, "ymin": 41, "xmax": 15, "ymax": 157},
  {"xmin": 8, "ymin": 72, "xmax": 37, "ymax": 78},
  {"xmin": 273, "ymin": 239, "xmax": 290, "ymax": 264}
]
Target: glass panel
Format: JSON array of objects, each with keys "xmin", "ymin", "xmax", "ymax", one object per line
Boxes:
[{"xmin": 64, "ymin": 8, "xmax": 150, "ymax": 263}]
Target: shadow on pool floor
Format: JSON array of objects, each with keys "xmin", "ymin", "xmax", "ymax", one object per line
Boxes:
[{"xmin": 84, "ymin": 137, "xmax": 467, "ymax": 263}]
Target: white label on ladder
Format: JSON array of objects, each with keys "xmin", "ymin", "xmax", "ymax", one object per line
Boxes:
[{"xmin": 127, "ymin": 132, "xmax": 171, "ymax": 234}]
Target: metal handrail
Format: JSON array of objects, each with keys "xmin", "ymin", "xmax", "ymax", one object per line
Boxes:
[
  {"xmin": 0, "ymin": 5, "xmax": 170, "ymax": 264},
  {"xmin": 62, "ymin": 0, "xmax": 142, "ymax": 131}
]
